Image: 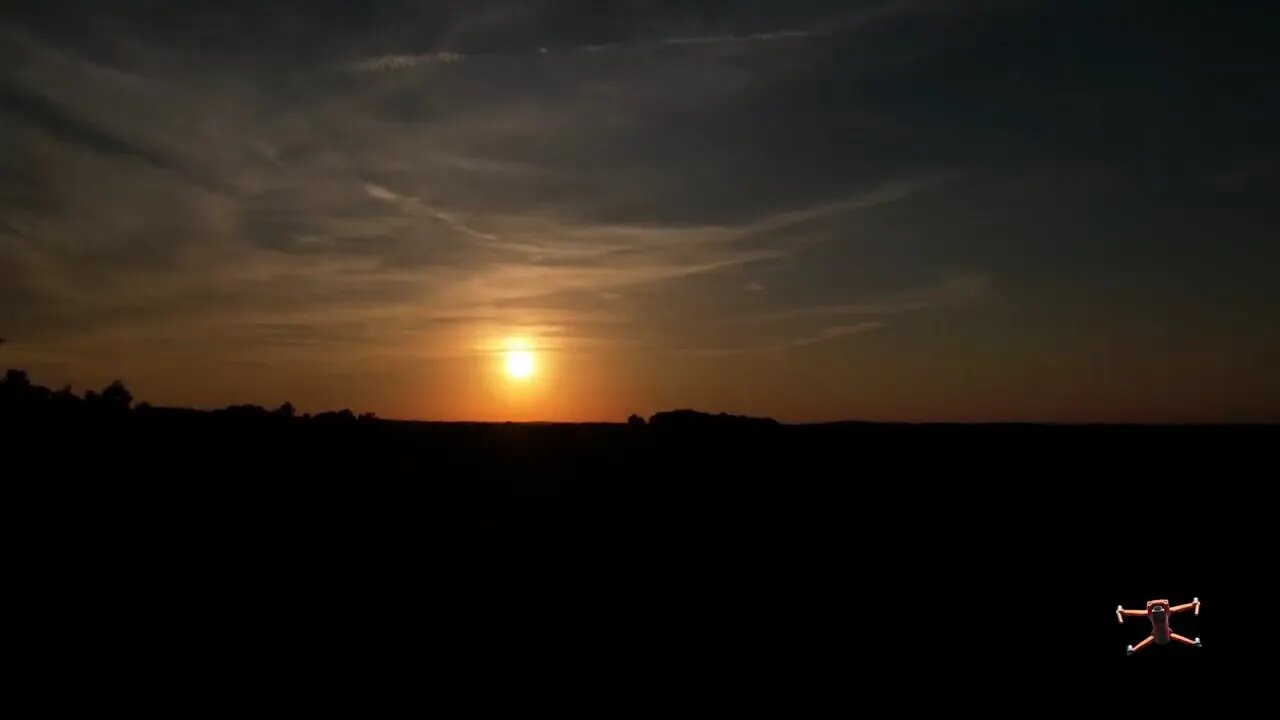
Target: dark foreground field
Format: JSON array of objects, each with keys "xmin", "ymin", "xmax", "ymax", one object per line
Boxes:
[{"xmin": 7, "ymin": 406, "xmax": 1273, "ymax": 703}]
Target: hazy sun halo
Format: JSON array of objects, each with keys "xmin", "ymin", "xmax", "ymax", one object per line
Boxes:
[{"xmin": 505, "ymin": 349, "xmax": 535, "ymax": 380}]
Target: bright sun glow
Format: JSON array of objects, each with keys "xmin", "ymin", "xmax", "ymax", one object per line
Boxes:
[{"xmin": 504, "ymin": 349, "xmax": 535, "ymax": 380}]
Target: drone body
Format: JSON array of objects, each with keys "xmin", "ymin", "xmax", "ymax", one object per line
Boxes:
[{"xmin": 1116, "ymin": 598, "xmax": 1201, "ymax": 655}]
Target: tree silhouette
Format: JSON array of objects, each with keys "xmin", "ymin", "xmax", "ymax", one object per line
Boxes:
[
  {"xmin": 225, "ymin": 404, "xmax": 269, "ymax": 418},
  {"xmin": 274, "ymin": 401, "xmax": 296, "ymax": 419},
  {"xmin": 3, "ymin": 369, "xmax": 31, "ymax": 390},
  {"xmin": 99, "ymin": 380, "xmax": 133, "ymax": 411},
  {"xmin": 628, "ymin": 413, "xmax": 646, "ymax": 428},
  {"xmin": 1, "ymin": 369, "xmax": 35, "ymax": 412},
  {"xmin": 52, "ymin": 385, "xmax": 80, "ymax": 411},
  {"xmin": 648, "ymin": 409, "xmax": 779, "ymax": 430}
]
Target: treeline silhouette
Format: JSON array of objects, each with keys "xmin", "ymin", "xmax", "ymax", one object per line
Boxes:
[
  {"xmin": 0, "ymin": 369, "xmax": 377, "ymax": 422},
  {"xmin": 4, "ymin": 365, "xmax": 1273, "ymax": 550},
  {"xmin": 3, "ymin": 365, "xmax": 799, "ymax": 557},
  {"xmin": 1, "ymin": 369, "xmax": 135, "ymax": 416},
  {"xmin": 1, "ymin": 369, "xmax": 783, "ymax": 428}
]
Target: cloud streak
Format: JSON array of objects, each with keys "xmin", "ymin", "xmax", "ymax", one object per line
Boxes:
[
  {"xmin": 761, "ymin": 274, "xmax": 991, "ymax": 321},
  {"xmin": 347, "ymin": 51, "xmax": 463, "ymax": 72},
  {"xmin": 676, "ymin": 274, "xmax": 988, "ymax": 356},
  {"xmin": 363, "ymin": 182, "xmax": 498, "ymax": 241},
  {"xmin": 769, "ymin": 322, "xmax": 886, "ymax": 351},
  {"xmin": 658, "ymin": 29, "xmax": 814, "ymax": 47},
  {"xmin": 342, "ymin": 0, "xmax": 1011, "ymax": 72},
  {"xmin": 679, "ymin": 322, "xmax": 886, "ymax": 356},
  {"xmin": 346, "ymin": 18, "xmax": 835, "ymax": 72},
  {"xmin": 747, "ymin": 176, "xmax": 951, "ymax": 236}
]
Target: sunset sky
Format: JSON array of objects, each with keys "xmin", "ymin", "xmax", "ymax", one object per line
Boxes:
[{"xmin": 2, "ymin": 1, "xmax": 1277, "ymax": 422}]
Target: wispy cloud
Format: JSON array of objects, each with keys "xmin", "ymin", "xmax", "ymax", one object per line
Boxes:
[
  {"xmin": 362, "ymin": 183, "xmax": 400, "ymax": 202},
  {"xmin": 679, "ymin": 321, "xmax": 885, "ymax": 356},
  {"xmin": 747, "ymin": 176, "xmax": 950, "ymax": 236},
  {"xmin": 347, "ymin": 30, "xmax": 816, "ymax": 70},
  {"xmin": 761, "ymin": 274, "xmax": 990, "ymax": 321},
  {"xmin": 678, "ymin": 274, "xmax": 989, "ymax": 356},
  {"xmin": 343, "ymin": 0, "xmax": 1011, "ymax": 72},
  {"xmin": 658, "ymin": 29, "xmax": 814, "ymax": 47},
  {"xmin": 347, "ymin": 51, "xmax": 463, "ymax": 72},
  {"xmin": 767, "ymin": 322, "xmax": 886, "ymax": 351},
  {"xmin": 363, "ymin": 182, "xmax": 498, "ymax": 241},
  {"xmin": 470, "ymin": 176, "xmax": 941, "ymax": 263}
]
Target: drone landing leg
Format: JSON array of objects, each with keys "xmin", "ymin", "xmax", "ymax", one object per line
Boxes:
[{"xmin": 1128, "ymin": 636, "xmax": 1154, "ymax": 655}]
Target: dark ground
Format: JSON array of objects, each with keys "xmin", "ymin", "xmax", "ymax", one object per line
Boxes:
[{"xmin": 6, "ymin": 408, "xmax": 1272, "ymax": 706}]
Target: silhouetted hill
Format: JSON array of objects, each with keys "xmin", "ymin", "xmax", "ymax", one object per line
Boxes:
[{"xmin": 647, "ymin": 408, "xmax": 780, "ymax": 430}]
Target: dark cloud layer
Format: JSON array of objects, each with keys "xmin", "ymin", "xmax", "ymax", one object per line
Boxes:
[{"xmin": 1, "ymin": 1, "xmax": 1277, "ymax": 421}]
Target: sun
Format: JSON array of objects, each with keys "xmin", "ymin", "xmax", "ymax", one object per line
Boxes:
[{"xmin": 504, "ymin": 349, "xmax": 535, "ymax": 380}]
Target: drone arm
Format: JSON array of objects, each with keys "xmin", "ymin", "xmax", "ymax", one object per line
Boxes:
[
  {"xmin": 1171, "ymin": 598, "xmax": 1200, "ymax": 615},
  {"xmin": 1116, "ymin": 606, "xmax": 1147, "ymax": 623}
]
